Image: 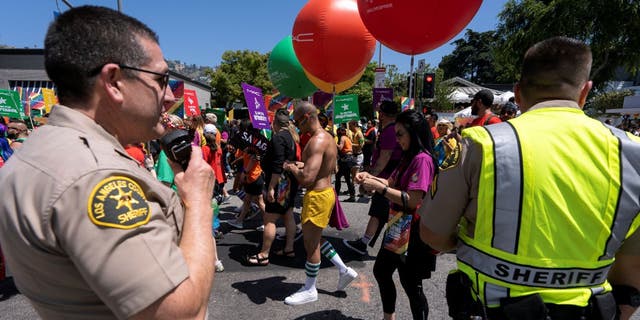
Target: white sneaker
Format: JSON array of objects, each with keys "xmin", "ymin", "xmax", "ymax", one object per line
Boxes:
[
  {"xmin": 284, "ymin": 287, "xmax": 318, "ymax": 305},
  {"xmin": 255, "ymin": 224, "xmax": 265, "ymax": 231},
  {"xmin": 215, "ymin": 260, "xmax": 224, "ymax": 272},
  {"xmin": 337, "ymin": 267, "xmax": 358, "ymax": 291}
]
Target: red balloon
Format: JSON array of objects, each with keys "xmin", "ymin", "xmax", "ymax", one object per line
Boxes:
[
  {"xmin": 357, "ymin": 0, "xmax": 482, "ymax": 55},
  {"xmin": 293, "ymin": 0, "xmax": 376, "ymax": 84}
]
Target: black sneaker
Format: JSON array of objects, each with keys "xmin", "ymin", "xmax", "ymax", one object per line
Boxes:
[
  {"xmin": 343, "ymin": 197, "xmax": 356, "ymax": 202},
  {"xmin": 343, "ymin": 238, "xmax": 367, "ymax": 255}
]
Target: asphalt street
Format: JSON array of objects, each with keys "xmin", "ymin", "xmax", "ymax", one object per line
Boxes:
[{"xmin": 1, "ymin": 179, "xmax": 639, "ymax": 319}]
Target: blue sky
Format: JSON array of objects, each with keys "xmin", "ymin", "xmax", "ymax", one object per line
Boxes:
[{"xmin": 1, "ymin": 1, "xmax": 508, "ymax": 73}]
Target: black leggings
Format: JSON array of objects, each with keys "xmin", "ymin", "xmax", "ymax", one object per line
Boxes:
[
  {"xmin": 373, "ymin": 248, "xmax": 428, "ymax": 319},
  {"xmin": 335, "ymin": 159, "xmax": 355, "ymax": 197}
]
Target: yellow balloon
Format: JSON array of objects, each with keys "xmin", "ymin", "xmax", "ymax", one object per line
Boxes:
[{"xmin": 304, "ymin": 68, "xmax": 365, "ymax": 94}]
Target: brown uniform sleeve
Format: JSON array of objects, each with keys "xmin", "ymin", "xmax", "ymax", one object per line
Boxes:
[
  {"xmin": 619, "ymin": 227, "xmax": 640, "ymax": 255},
  {"xmin": 52, "ymin": 170, "xmax": 189, "ymax": 319},
  {"xmin": 419, "ymin": 138, "xmax": 481, "ymax": 238}
]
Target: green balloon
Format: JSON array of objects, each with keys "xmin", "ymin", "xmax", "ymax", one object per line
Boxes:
[{"xmin": 268, "ymin": 36, "xmax": 317, "ymax": 98}]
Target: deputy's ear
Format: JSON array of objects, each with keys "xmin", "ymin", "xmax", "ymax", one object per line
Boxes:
[
  {"xmin": 99, "ymin": 64, "xmax": 125, "ymax": 104},
  {"xmin": 514, "ymin": 82, "xmax": 523, "ymax": 106},
  {"xmin": 577, "ymin": 81, "xmax": 593, "ymax": 109}
]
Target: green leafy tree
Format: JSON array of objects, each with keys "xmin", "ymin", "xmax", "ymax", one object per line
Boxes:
[
  {"xmin": 207, "ymin": 50, "xmax": 273, "ymax": 108},
  {"xmin": 495, "ymin": 0, "xmax": 640, "ymax": 85},
  {"xmin": 439, "ymin": 30, "xmax": 499, "ymax": 84},
  {"xmin": 344, "ymin": 62, "xmax": 376, "ymax": 120},
  {"xmin": 385, "ymin": 64, "xmax": 409, "ymax": 98},
  {"xmin": 585, "ymin": 89, "xmax": 634, "ymax": 114},
  {"xmin": 430, "ymin": 69, "xmax": 456, "ymax": 111}
]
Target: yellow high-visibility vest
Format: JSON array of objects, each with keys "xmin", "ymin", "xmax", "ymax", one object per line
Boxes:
[{"xmin": 458, "ymin": 106, "xmax": 640, "ymax": 307}]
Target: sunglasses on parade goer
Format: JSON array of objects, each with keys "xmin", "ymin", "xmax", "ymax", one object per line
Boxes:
[{"xmin": 293, "ymin": 112, "xmax": 312, "ymax": 127}]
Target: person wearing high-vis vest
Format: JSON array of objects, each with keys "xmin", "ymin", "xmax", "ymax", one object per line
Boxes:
[{"xmin": 419, "ymin": 37, "xmax": 640, "ymax": 319}]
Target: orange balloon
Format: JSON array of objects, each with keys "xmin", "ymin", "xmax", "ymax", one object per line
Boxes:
[
  {"xmin": 293, "ymin": 0, "xmax": 376, "ymax": 84},
  {"xmin": 304, "ymin": 68, "xmax": 365, "ymax": 94}
]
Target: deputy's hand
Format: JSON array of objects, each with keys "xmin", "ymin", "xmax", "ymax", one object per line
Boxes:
[{"xmin": 171, "ymin": 145, "xmax": 215, "ymax": 209}]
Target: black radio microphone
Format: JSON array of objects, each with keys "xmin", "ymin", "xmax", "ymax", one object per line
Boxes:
[{"xmin": 159, "ymin": 129, "xmax": 192, "ymax": 171}]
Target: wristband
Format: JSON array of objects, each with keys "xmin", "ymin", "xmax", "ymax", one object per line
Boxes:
[{"xmin": 380, "ymin": 186, "xmax": 388, "ymax": 196}]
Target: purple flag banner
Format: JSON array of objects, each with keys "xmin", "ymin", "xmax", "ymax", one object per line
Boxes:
[
  {"xmin": 373, "ymin": 88, "xmax": 394, "ymax": 111},
  {"xmin": 241, "ymin": 83, "xmax": 271, "ymax": 130}
]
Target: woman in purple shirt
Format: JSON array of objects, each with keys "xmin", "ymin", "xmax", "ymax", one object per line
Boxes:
[{"xmin": 355, "ymin": 109, "xmax": 437, "ymax": 320}]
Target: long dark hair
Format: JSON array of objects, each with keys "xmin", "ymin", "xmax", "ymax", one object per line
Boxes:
[{"xmin": 395, "ymin": 109, "xmax": 437, "ymax": 175}]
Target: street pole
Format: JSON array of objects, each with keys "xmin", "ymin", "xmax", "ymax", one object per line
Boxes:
[
  {"xmin": 117, "ymin": 0, "xmax": 123, "ymax": 12},
  {"xmin": 377, "ymin": 42, "xmax": 382, "ymax": 67},
  {"xmin": 408, "ymin": 55, "xmax": 414, "ymax": 100},
  {"xmin": 61, "ymin": 0, "xmax": 73, "ymax": 9}
]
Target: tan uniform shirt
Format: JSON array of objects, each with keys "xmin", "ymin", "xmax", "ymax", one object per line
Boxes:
[
  {"xmin": 419, "ymin": 101, "xmax": 640, "ymax": 255},
  {"xmin": 0, "ymin": 105, "xmax": 189, "ymax": 319}
]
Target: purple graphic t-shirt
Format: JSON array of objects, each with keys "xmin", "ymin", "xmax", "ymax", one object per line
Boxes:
[
  {"xmin": 388, "ymin": 152, "xmax": 434, "ymax": 213},
  {"xmin": 371, "ymin": 123, "xmax": 403, "ymax": 179}
]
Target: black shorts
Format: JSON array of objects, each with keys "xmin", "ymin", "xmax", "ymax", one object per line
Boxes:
[
  {"xmin": 339, "ymin": 154, "xmax": 357, "ymax": 168},
  {"xmin": 264, "ymin": 173, "xmax": 298, "ymax": 214},
  {"xmin": 244, "ymin": 175, "xmax": 264, "ymax": 196},
  {"xmin": 265, "ymin": 185, "xmax": 298, "ymax": 214},
  {"xmin": 368, "ymin": 192, "xmax": 390, "ymax": 220}
]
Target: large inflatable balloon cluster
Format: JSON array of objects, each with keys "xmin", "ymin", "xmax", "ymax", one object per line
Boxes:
[{"xmin": 268, "ymin": 0, "xmax": 482, "ymax": 96}]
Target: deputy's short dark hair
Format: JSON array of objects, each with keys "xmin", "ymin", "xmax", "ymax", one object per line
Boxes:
[
  {"xmin": 44, "ymin": 6, "xmax": 159, "ymax": 103},
  {"xmin": 519, "ymin": 37, "xmax": 592, "ymax": 100}
]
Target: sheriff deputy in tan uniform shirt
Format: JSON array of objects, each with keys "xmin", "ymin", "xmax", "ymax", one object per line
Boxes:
[{"xmin": 0, "ymin": 6, "xmax": 216, "ymax": 320}]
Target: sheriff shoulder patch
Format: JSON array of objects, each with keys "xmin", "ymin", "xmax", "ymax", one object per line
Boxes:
[
  {"xmin": 87, "ymin": 176, "xmax": 150, "ymax": 229},
  {"xmin": 411, "ymin": 173, "xmax": 419, "ymax": 183}
]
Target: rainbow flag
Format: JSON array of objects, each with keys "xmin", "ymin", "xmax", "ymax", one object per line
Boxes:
[
  {"xmin": 42, "ymin": 88, "xmax": 58, "ymax": 113},
  {"xmin": 400, "ymin": 97, "xmax": 414, "ymax": 111},
  {"xmin": 29, "ymin": 91, "xmax": 45, "ymax": 110},
  {"xmin": 264, "ymin": 91, "xmax": 293, "ymax": 112}
]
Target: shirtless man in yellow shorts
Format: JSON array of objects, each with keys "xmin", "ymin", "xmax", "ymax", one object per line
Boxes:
[{"xmin": 283, "ymin": 102, "xmax": 358, "ymax": 305}]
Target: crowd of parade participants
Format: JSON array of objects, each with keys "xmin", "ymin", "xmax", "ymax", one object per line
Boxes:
[
  {"xmin": 1, "ymin": 8, "xmax": 638, "ymax": 318},
  {"xmin": 1, "ymin": 96, "xmax": 640, "ymax": 317}
]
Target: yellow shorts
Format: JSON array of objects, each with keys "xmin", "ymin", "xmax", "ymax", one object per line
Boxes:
[{"xmin": 301, "ymin": 187, "xmax": 335, "ymax": 228}]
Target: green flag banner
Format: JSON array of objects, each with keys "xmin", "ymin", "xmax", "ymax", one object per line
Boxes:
[
  {"xmin": 0, "ymin": 89, "xmax": 26, "ymax": 119},
  {"xmin": 333, "ymin": 94, "xmax": 360, "ymax": 124},
  {"xmin": 211, "ymin": 108, "xmax": 227, "ymax": 127}
]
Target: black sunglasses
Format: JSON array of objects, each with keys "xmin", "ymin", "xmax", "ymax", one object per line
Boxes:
[
  {"xmin": 119, "ymin": 64, "xmax": 170, "ymax": 91},
  {"xmin": 293, "ymin": 112, "xmax": 311, "ymax": 127}
]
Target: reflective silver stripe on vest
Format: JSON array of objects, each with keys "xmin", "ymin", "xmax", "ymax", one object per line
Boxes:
[
  {"xmin": 601, "ymin": 127, "xmax": 640, "ymax": 260},
  {"xmin": 484, "ymin": 123, "xmax": 523, "ymax": 254},
  {"xmin": 485, "ymin": 283, "xmax": 508, "ymax": 306},
  {"xmin": 458, "ymin": 242, "xmax": 611, "ymax": 289}
]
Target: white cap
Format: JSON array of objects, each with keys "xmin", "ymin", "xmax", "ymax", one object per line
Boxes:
[{"xmin": 204, "ymin": 123, "xmax": 217, "ymax": 134}]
